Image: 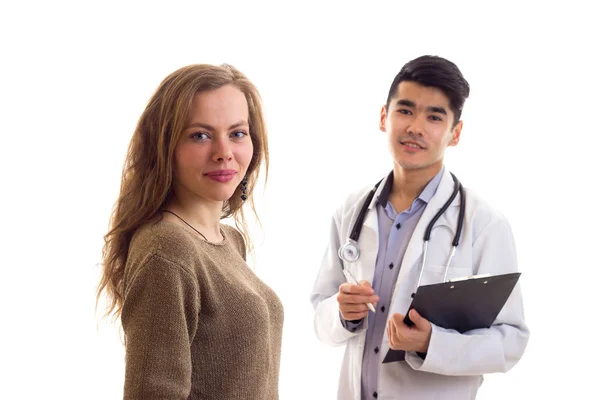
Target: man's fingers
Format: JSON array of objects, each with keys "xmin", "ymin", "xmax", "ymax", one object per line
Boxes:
[
  {"xmin": 388, "ymin": 319, "xmax": 397, "ymax": 346},
  {"xmin": 386, "ymin": 323, "xmax": 392, "ymax": 347},
  {"xmin": 339, "ymin": 282, "xmax": 375, "ymax": 295},
  {"xmin": 358, "ymin": 280, "xmax": 373, "ymax": 289},
  {"xmin": 391, "ymin": 313, "xmax": 405, "ymax": 326},
  {"xmin": 340, "ymin": 303, "xmax": 370, "ymax": 313},
  {"xmin": 337, "ymin": 282, "xmax": 378, "ymax": 319},
  {"xmin": 338, "ymin": 293, "xmax": 380, "ymax": 305}
]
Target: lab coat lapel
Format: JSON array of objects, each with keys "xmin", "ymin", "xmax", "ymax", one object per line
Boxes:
[
  {"xmin": 362, "ymin": 205, "xmax": 379, "ymax": 234},
  {"xmin": 356, "ymin": 207, "xmax": 379, "ymax": 279}
]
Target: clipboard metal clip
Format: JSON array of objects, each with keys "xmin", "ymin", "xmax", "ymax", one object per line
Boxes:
[{"xmin": 449, "ymin": 273, "xmax": 491, "ymax": 283}]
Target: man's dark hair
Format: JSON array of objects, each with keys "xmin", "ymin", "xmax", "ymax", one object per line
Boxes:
[{"xmin": 386, "ymin": 55, "xmax": 470, "ymax": 125}]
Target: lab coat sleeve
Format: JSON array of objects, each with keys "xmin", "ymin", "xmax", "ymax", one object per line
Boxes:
[
  {"xmin": 310, "ymin": 210, "xmax": 365, "ymax": 346},
  {"xmin": 341, "ymin": 314, "xmax": 365, "ymax": 332},
  {"xmin": 405, "ymin": 215, "xmax": 530, "ymax": 375}
]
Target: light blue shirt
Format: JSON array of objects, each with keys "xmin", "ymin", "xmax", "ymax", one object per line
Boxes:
[{"xmin": 343, "ymin": 167, "xmax": 445, "ymax": 400}]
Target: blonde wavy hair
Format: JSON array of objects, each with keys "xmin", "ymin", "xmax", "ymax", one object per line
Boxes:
[{"xmin": 97, "ymin": 64, "xmax": 269, "ymax": 319}]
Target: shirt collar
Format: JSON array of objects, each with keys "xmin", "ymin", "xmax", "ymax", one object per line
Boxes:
[{"xmin": 377, "ymin": 166, "xmax": 445, "ymax": 207}]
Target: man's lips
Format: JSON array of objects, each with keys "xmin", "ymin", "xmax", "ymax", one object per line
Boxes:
[{"xmin": 399, "ymin": 140, "xmax": 425, "ymax": 149}]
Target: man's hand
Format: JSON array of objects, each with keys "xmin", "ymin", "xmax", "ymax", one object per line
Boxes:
[
  {"xmin": 337, "ymin": 280, "xmax": 379, "ymax": 321},
  {"xmin": 387, "ymin": 309, "xmax": 432, "ymax": 353}
]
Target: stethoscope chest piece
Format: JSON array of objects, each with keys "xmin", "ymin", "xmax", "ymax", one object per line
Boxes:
[{"xmin": 338, "ymin": 240, "xmax": 360, "ymax": 262}]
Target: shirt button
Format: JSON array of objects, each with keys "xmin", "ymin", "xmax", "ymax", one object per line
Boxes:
[
  {"xmin": 381, "ymin": 305, "xmax": 385, "ymax": 312},
  {"xmin": 396, "ymin": 223, "xmax": 401, "ymax": 230},
  {"xmin": 389, "ymin": 263, "xmax": 393, "ymax": 270},
  {"xmin": 373, "ymin": 392, "xmax": 378, "ymax": 398},
  {"xmin": 374, "ymin": 347, "xmax": 379, "ymax": 354}
]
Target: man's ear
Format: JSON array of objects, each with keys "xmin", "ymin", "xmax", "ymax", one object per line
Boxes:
[
  {"xmin": 448, "ymin": 120, "xmax": 463, "ymax": 147},
  {"xmin": 380, "ymin": 105, "xmax": 387, "ymax": 132}
]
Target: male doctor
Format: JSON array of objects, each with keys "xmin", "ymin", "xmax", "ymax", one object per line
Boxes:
[{"xmin": 309, "ymin": 55, "xmax": 529, "ymax": 399}]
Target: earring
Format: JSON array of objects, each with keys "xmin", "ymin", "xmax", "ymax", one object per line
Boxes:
[{"xmin": 240, "ymin": 177, "xmax": 248, "ymax": 201}]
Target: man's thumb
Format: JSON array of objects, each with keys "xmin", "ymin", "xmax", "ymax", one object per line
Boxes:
[{"xmin": 409, "ymin": 309, "xmax": 426, "ymax": 326}]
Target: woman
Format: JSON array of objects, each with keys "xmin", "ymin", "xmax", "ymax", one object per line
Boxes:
[{"xmin": 97, "ymin": 64, "xmax": 283, "ymax": 399}]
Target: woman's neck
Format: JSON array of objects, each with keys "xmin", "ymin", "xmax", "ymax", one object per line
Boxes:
[{"xmin": 164, "ymin": 195, "xmax": 223, "ymax": 241}]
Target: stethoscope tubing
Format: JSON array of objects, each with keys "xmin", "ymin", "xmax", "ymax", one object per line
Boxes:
[{"xmin": 339, "ymin": 172, "xmax": 466, "ymax": 293}]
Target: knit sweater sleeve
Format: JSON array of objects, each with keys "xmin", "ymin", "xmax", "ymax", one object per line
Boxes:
[{"xmin": 121, "ymin": 254, "xmax": 200, "ymax": 400}]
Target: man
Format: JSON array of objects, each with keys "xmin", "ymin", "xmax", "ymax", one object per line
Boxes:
[{"xmin": 309, "ymin": 55, "xmax": 529, "ymax": 399}]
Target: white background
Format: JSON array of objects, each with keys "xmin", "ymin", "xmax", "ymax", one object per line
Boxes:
[{"xmin": 1, "ymin": 1, "xmax": 598, "ymax": 399}]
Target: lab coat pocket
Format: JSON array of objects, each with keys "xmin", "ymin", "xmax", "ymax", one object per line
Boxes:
[{"xmin": 421, "ymin": 265, "xmax": 471, "ymax": 285}]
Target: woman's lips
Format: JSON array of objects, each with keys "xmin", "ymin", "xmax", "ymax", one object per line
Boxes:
[{"xmin": 205, "ymin": 169, "xmax": 236, "ymax": 183}]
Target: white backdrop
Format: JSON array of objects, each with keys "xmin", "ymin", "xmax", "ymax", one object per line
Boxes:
[{"xmin": 1, "ymin": 1, "xmax": 598, "ymax": 399}]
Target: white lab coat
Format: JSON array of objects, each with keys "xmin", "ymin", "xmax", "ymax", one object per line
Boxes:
[{"xmin": 310, "ymin": 169, "xmax": 529, "ymax": 400}]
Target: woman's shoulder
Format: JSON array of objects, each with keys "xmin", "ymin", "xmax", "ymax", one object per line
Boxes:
[
  {"xmin": 129, "ymin": 219, "xmax": 200, "ymax": 268},
  {"xmin": 221, "ymin": 223, "xmax": 246, "ymax": 260}
]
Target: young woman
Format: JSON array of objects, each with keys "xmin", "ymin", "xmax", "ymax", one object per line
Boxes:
[{"xmin": 97, "ymin": 64, "xmax": 283, "ymax": 399}]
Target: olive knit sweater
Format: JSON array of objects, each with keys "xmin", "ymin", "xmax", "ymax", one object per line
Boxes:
[{"xmin": 121, "ymin": 219, "xmax": 284, "ymax": 399}]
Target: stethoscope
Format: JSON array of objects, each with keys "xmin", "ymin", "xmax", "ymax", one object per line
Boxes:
[{"xmin": 338, "ymin": 172, "xmax": 466, "ymax": 288}]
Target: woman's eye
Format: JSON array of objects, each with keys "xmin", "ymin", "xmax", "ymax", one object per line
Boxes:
[
  {"xmin": 231, "ymin": 130, "xmax": 248, "ymax": 139},
  {"xmin": 190, "ymin": 132, "xmax": 209, "ymax": 141}
]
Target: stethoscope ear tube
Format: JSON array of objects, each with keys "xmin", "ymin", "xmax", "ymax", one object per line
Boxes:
[
  {"xmin": 453, "ymin": 183, "xmax": 466, "ymax": 247},
  {"xmin": 423, "ymin": 173, "xmax": 461, "ymax": 241},
  {"xmin": 413, "ymin": 173, "xmax": 466, "ymax": 293}
]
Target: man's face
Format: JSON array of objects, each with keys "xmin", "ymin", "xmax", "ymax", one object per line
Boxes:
[{"xmin": 380, "ymin": 81, "xmax": 462, "ymax": 172}]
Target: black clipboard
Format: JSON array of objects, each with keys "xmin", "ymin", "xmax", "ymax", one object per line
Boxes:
[{"xmin": 382, "ymin": 272, "xmax": 521, "ymax": 363}]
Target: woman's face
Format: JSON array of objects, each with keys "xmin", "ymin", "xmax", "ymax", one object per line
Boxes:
[{"xmin": 172, "ymin": 84, "xmax": 254, "ymax": 204}]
